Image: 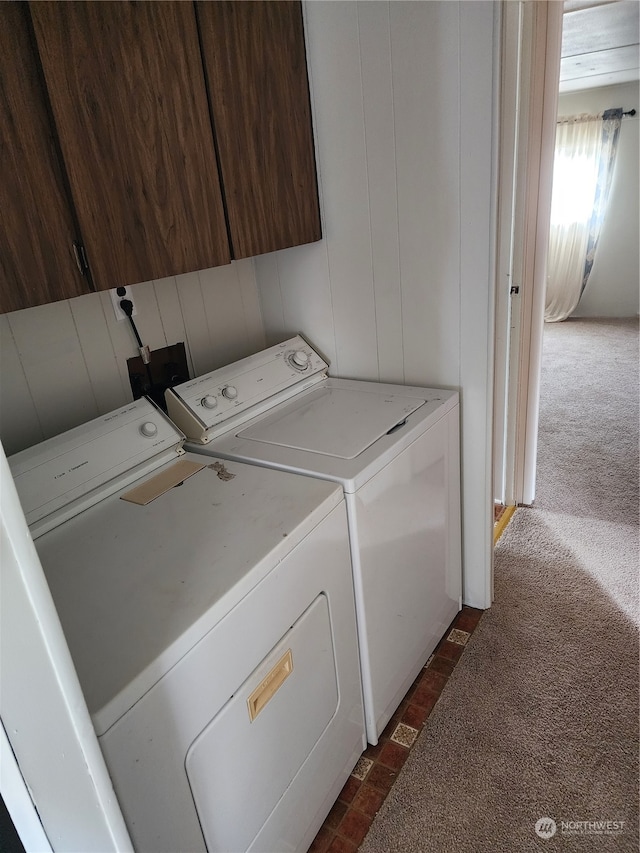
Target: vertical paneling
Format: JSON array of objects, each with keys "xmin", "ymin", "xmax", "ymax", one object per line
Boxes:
[
  {"xmin": 390, "ymin": 0, "xmax": 461, "ymax": 388},
  {"xmin": 358, "ymin": 2, "xmax": 404, "ymax": 384},
  {"xmin": 271, "ymin": 242, "xmax": 337, "ymax": 367},
  {"xmin": 68, "ymin": 293, "xmax": 128, "ymax": 416},
  {"xmin": 126, "ymin": 282, "xmax": 167, "ymax": 353},
  {"xmin": 153, "ymin": 276, "xmax": 194, "ymax": 377},
  {"xmin": 302, "ymin": 0, "xmax": 378, "ymax": 379},
  {"xmin": 235, "ymin": 259, "xmax": 266, "ymax": 353},
  {"xmin": 199, "ymin": 265, "xmax": 252, "ymax": 371},
  {"xmin": 253, "ymin": 255, "xmax": 287, "ymax": 347},
  {"xmin": 0, "ymin": 316, "xmax": 44, "ymax": 455},
  {"xmin": 175, "ymin": 271, "xmax": 213, "ymax": 379},
  {"xmin": 7, "ymin": 302, "xmax": 97, "ymax": 440},
  {"xmin": 96, "ymin": 289, "xmax": 139, "ymax": 399},
  {"xmin": 1, "ymin": 263, "xmax": 265, "ymax": 455},
  {"xmin": 256, "ymin": 1, "xmax": 463, "ymax": 386}
]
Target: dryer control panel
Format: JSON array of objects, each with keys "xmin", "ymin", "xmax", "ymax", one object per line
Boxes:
[
  {"xmin": 166, "ymin": 335, "xmax": 328, "ymax": 443},
  {"xmin": 9, "ymin": 397, "xmax": 184, "ymax": 537}
]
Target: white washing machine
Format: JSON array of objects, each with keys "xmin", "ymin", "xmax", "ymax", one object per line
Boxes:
[
  {"xmin": 166, "ymin": 335, "xmax": 462, "ymax": 744},
  {"xmin": 9, "ymin": 397, "xmax": 365, "ymax": 853}
]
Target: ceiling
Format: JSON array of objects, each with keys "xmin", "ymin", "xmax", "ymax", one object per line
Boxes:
[{"xmin": 560, "ymin": 0, "xmax": 640, "ymax": 92}]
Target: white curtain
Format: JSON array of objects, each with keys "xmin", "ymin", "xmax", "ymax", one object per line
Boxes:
[{"xmin": 545, "ymin": 110, "xmax": 622, "ymax": 323}]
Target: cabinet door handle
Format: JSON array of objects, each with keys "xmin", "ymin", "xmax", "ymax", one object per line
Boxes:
[{"xmin": 72, "ymin": 241, "xmax": 89, "ymax": 276}]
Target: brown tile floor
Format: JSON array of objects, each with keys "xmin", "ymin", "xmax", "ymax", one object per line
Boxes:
[
  {"xmin": 308, "ymin": 606, "xmax": 484, "ymax": 853},
  {"xmin": 494, "ymin": 502, "xmax": 506, "ymax": 523}
]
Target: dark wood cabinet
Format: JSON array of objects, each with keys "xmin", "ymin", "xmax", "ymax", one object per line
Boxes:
[
  {"xmin": 197, "ymin": 1, "xmax": 321, "ymax": 259},
  {"xmin": 0, "ymin": 2, "xmax": 90, "ymax": 313},
  {"xmin": 30, "ymin": 1, "xmax": 231, "ymax": 292},
  {"xmin": 1, "ymin": 0, "xmax": 321, "ymax": 314}
]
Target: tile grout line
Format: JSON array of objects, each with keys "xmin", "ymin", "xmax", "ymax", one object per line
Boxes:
[{"xmin": 308, "ymin": 606, "xmax": 484, "ymax": 853}]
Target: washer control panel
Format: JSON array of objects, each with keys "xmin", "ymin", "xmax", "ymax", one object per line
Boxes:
[
  {"xmin": 166, "ymin": 335, "xmax": 328, "ymax": 442},
  {"xmin": 287, "ymin": 349, "xmax": 311, "ymax": 370}
]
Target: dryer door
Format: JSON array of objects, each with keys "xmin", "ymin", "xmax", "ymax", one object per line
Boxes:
[{"xmin": 185, "ymin": 593, "xmax": 338, "ymax": 853}]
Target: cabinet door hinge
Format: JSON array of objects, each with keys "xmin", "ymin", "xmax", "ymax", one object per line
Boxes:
[{"xmin": 72, "ymin": 242, "xmax": 90, "ymax": 276}]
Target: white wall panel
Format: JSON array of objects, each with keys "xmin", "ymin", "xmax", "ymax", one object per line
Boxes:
[
  {"xmin": 153, "ymin": 275, "xmax": 195, "ymax": 377},
  {"xmin": 7, "ymin": 301, "xmax": 97, "ymax": 441},
  {"xmin": 303, "ymin": 0, "xmax": 378, "ymax": 379},
  {"xmin": 253, "ymin": 254, "xmax": 286, "ymax": 346},
  {"xmin": 358, "ymin": 2, "xmax": 404, "ymax": 384},
  {"xmin": 277, "ymin": 243, "xmax": 337, "ymax": 365},
  {"xmin": 69, "ymin": 292, "xmax": 128, "ymax": 417},
  {"xmin": 0, "ymin": 316, "xmax": 44, "ymax": 454},
  {"xmin": 1, "ymin": 262, "xmax": 264, "ymax": 455},
  {"xmin": 97, "ymin": 289, "xmax": 139, "ymax": 398},
  {"xmin": 391, "ymin": 1, "xmax": 461, "ymax": 388},
  {"xmin": 235, "ymin": 259, "xmax": 266, "ymax": 353},
  {"xmin": 199, "ymin": 264, "xmax": 252, "ymax": 371},
  {"xmin": 126, "ymin": 280, "xmax": 167, "ymax": 351},
  {"xmin": 175, "ymin": 270, "xmax": 213, "ymax": 378}
]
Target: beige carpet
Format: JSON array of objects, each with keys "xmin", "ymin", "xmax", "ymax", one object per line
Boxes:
[{"xmin": 360, "ymin": 318, "xmax": 639, "ymax": 852}]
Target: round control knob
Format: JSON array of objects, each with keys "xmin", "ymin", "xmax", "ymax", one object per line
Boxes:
[
  {"xmin": 201, "ymin": 395, "xmax": 218, "ymax": 410},
  {"xmin": 291, "ymin": 350, "xmax": 310, "ymax": 369},
  {"xmin": 140, "ymin": 421, "xmax": 158, "ymax": 438},
  {"xmin": 222, "ymin": 385, "xmax": 238, "ymax": 400}
]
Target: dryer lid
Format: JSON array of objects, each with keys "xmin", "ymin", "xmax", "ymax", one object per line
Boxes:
[{"xmin": 237, "ymin": 386, "xmax": 425, "ymax": 459}]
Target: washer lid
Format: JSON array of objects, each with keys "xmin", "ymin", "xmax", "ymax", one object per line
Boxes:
[{"xmin": 238, "ymin": 386, "xmax": 425, "ymax": 459}]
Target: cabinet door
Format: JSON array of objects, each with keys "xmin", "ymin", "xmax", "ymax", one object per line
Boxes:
[
  {"xmin": 197, "ymin": 1, "xmax": 321, "ymax": 259},
  {"xmin": 0, "ymin": 2, "xmax": 89, "ymax": 313},
  {"xmin": 30, "ymin": 1, "xmax": 230, "ymax": 292}
]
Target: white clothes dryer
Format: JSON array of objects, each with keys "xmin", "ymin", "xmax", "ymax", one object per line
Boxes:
[
  {"xmin": 9, "ymin": 397, "xmax": 364, "ymax": 852},
  {"xmin": 166, "ymin": 336, "xmax": 462, "ymax": 744}
]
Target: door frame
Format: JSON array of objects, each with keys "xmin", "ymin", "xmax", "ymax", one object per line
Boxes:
[
  {"xmin": 0, "ymin": 445, "xmax": 133, "ymax": 852},
  {"xmin": 493, "ymin": 0, "xmax": 563, "ymax": 509}
]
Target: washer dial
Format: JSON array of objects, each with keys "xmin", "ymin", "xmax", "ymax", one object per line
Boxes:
[
  {"xmin": 140, "ymin": 421, "xmax": 158, "ymax": 438},
  {"xmin": 222, "ymin": 385, "xmax": 238, "ymax": 400},
  {"xmin": 201, "ymin": 395, "xmax": 218, "ymax": 410}
]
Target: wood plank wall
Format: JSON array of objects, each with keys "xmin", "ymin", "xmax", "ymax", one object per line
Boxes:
[
  {"xmin": 0, "ymin": 261, "xmax": 264, "ymax": 455},
  {"xmin": 256, "ymin": 1, "xmax": 464, "ymax": 388}
]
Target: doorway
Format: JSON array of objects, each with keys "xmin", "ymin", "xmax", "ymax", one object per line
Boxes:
[
  {"xmin": 494, "ymin": 0, "xmax": 639, "ymax": 525},
  {"xmin": 492, "ymin": 1, "xmax": 563, "ymax": 520}
]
